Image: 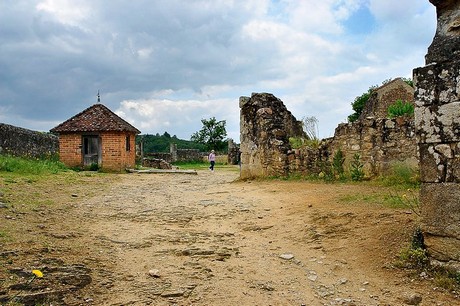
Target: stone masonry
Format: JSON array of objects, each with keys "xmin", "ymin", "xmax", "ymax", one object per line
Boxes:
[
  {"xmin": 324, "ymin": 116, "xmax": 417, "ymax": 177},
  {"xmin": 359, "ymin": 78, "xmax": 415, "ymax": 121},
  {"xmin": 239, "ymin": 93, "xmax": 305, "ymax": 179},
  {"xmin": 239, "ymin": 92, "xmax": 418, "ymax": 179},
  {"xmin": 413, "ymin": 0, "xmax": 460, "ymax": 270},
  {"xmin": 0, "ymin": 123, "xmax": 58, "ymax": 158}
]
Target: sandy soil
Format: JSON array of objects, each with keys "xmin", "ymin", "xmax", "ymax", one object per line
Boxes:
[{"xmin": 1, "ymin": 167, "xmax": 459, "ymax": 305}]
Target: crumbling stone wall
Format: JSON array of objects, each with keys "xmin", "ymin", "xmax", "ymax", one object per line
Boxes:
[
  {"xmin": 239, "ymin": 93, "xmax": 305, "ymax": 178},
  {"xmin": 227, "ymin": 139, "xmax": 240, "ymax": 165},
  {"xmin": 239, "ymin": 93, "xmax": 417, "ymax": 179},
  {"xmin": 323, "ymin": 117, "xmax": 417, "ymax": 176},
  {"xmin": 359, "ymin": 78, "xmax": 415, "ymax": 120},
  {"xmin": 413, "ymin": 0, "xmax": 460, "ymax": 271},
  {"xmin": 0, "ymin": 123, "xmax": 58, "ymax": 158},
  {"xmin": 142, "ymin": 158, "xmax": 172, "ymax": 169}
]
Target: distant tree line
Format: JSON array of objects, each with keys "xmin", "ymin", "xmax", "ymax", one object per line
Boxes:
[
  {"xmin": 136, "ymin": 117, "xmax": 229, "ymax": 154},
  {"xmin": 136, "ymin": 132, "xmax": 207, "ymax": 154}
]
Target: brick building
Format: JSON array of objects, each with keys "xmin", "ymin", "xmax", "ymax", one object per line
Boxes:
[{"xmin": 50, "ymin": 103, "xmax": 140, "ymax": 171}]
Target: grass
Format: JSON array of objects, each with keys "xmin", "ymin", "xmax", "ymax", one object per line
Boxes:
[
  {"xmin": 0, "ymin": 155, "xmax": 67, "ymax": 175},
  {"xmin": 379, "ymin": 162, "xmax": 420, "ymax": 189},
  {"xmin": 171, "ymin": 161, "xmax": 240, "ymax": 172}
]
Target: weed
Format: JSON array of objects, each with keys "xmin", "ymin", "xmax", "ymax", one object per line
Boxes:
[
  {"xmin": 388, "ymin": 189, "xmax": 420, "ymax": 215},
  {"xmin": 397, "ymin": 246, "xmax": 429, "ymax": 270},
  {"xmin": 332, "ymin": 149, "xmax": 345, "ymax": 180},
  {"xmin": 388, "ymin": 99, "xmax": 414, "ymax": 118},
  {"xmin": 350, "ymin": 153, "xmax": 364, "ymax": 181},
  {"xmin": 434, "ymin": 271, "xmax": 460, "ymax": 291},
  {"xmin": 381, "ymin": 162, "xmax": 420, "ymax": 189},
  {"xmin": 0, "ymin": 230, "xmax": 8, "ymax": 240}
]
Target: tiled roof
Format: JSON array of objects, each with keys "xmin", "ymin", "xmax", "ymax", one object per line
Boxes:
[{"xmin": 50, "ymin": 104, "xmax": 140, "ymax": 134}]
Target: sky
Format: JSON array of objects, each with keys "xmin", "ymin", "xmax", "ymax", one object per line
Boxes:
[{"xmin": 0, "ymin": 0, "xmax": 436, "ymax": 141}]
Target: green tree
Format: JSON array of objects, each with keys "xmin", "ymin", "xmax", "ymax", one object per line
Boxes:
[
  {"xmin": 190, "ymin": 117, "xmax": 227, "ymax": 151},
  {"xmin": 348, "ymin": 86, "xmax": 376, "ymax": 123}
]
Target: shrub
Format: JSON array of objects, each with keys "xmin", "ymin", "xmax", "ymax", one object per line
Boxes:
[
  {"xmin": 332, "ymin": 149, "xmax": 345, "ymax": 179},
  {"xmin": 350, "ymin": 153, "xmax": 364, "ymax": 181},
  {"xmin": 399, "ymin": 247, "xmax": 429, "ymax": 270},
  {"xmin": 388, "ymin": 99, "xmax": 414, "ymax": 118}
]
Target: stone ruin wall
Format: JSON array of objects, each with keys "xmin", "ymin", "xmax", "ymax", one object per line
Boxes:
[
  {"xmin": 323, "ymin": 117, "xmax": 417, "ymax": 177},
  {"xmin": 239, "ymin": 93, "xmax": 305, "ymax": 179},
  {"xmin": 0, "ymin": 123, "xmax": 59, "ymax": 158},
  {"xmin": 240, "ymin": 93, "xmax": 418, "ymax": 179},
  {"xmin": 359, "ymin": 78, "xmax": 415, "ymax": 120},
  {"xmin": 413, "ymin": 0, "xmax": 460, "ymax": 271}
]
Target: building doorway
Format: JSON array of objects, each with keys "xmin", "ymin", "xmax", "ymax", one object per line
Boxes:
[{"xmin": 82, "ymin": 135, "xmax": 101, "ymax": 167}]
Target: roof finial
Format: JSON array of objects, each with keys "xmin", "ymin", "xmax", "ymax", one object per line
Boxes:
[{"xmin": 97, "ymin": 90, "xmax": 101, "ymax": 103}]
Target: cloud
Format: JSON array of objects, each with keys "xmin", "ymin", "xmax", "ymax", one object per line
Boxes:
[{"xmin": 0, "ymin": 0, "xmax": 437, "ymax": 140}]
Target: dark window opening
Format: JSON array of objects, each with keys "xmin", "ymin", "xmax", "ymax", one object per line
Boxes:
[{"xmin": 126, "ymin": 135, "xmax": 131, "ymax": 151}]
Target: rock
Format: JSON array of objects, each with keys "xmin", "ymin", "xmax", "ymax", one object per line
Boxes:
[
  {"xmin": 71, "ymin": 194, "xmax": 78, "ymax": 197},
  {"xmin": 161, "ymin": 290, "xmax": 185, "ymax": 298},
  {"xmin": 333, "ymin": 297, "xmax": 355, "ymax": 305},
  {"xmin": 307, "ymin": 271, "xmax": 318, "ymax": 282},
  {"xmin": 279, "ymin": 253, "xmax": 294, "ymax": 260},
  {"xmin": 148, "ymin": 269, "xmax": 161, "ymax": 278},
  {"xmin": 402, "ymin": 293, "xmax": 422, "ymax": 305}
]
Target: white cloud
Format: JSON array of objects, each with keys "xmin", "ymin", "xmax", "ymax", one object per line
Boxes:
[
  {"xmin": 0, "ymin": 1, "xmax": 437, "ymax": 140},
  {"xmin": 36, "ymin": 0, "xmax": 91, "ymax": 28}
]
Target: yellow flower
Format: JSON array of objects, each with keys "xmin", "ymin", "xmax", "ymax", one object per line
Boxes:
[{"xmin": 32, "ymin": 270, "xmax": 43, "ymax": 278}]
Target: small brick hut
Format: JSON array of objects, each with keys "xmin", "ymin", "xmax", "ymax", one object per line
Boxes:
[{"xmin": 50, "ymin": 103, "xmax": 140, "ymax": 171}]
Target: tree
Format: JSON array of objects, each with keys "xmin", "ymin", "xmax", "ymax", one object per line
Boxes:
[
  {"xmin": 347, "ymin": 85, "xmax": 376, "ymax": 123},
  {"xmin": 190, "ymin": 117, "xmax": 227, "ymax": 151}
]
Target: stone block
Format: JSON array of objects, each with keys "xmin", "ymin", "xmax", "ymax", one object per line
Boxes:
[
  {"xmin": 421, "ymin": 183, "xmax": 460, "ymax": 239},
  {"xmin": 414, "ymin": 60, "xmax": 460, "ymax": 106},
  {"xmin": 415, "ymin": 101, "xmax": 460, "ymax": 143},
  {"xmin": 419, "ymin": 143, "xmax": 460, "ymax": 183},
  {"xmin": 424, "ymin": 234, "xmax": 460, "ymax": 262}
]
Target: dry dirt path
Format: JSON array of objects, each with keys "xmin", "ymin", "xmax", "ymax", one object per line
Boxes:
[
  {"xmin": 2, "ymin": 168, "xmax": 458, "ymax": 305},
  {"xmin": 66, "ymin": 168, "xmax": 456, "ymax": 306}
]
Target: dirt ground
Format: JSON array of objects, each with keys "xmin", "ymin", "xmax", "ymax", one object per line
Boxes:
[{"xmin": 1, "ymin": 166, "xmax": 459, "ymax": 305}]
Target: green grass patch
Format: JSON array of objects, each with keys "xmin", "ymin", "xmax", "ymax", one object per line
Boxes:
[
  {"xmin": 172, "ymin": 161, "xmax": 209, "ymax": 170},
  {"xmin": 379, "ymin": 162, "xmax": 420, "ymax": 189},
  {"xmin": 0, "ymin": 230, "xmax": 8, "ymax": 239},
  {"xmin": 171, "ymin": 161, "xmax": 238, "ymax": 171},
  {"xmin": 0, "ymin": 155, "xmax": 68, "ymax": 175}
]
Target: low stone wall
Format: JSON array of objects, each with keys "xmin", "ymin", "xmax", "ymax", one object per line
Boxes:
[
  {"xmin": 145, "ymin": 149, "xmax": 203, "ymax": 164},
  {"xmin": 322, "ymin": 117, "xmax": 417, "ymax": 177},
  {"xmin": 176, "ymin": 149, "xmax": 202, "ymax": 162},
  {"xmin": 142, "ymin": 158, "xmax": 172, "ymax": 169},
  {"xmin": 239, "ymin": 93, "xmax": 417, "ymax": 179},
  {"xmin": 0, "ymin": 123, "xmax": 58, "ymax": 158}
]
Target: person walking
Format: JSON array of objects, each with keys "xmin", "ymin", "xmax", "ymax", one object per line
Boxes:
[{"xmin": 208, "ymin": 150, "xmax": 216, "ymax": 172}]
